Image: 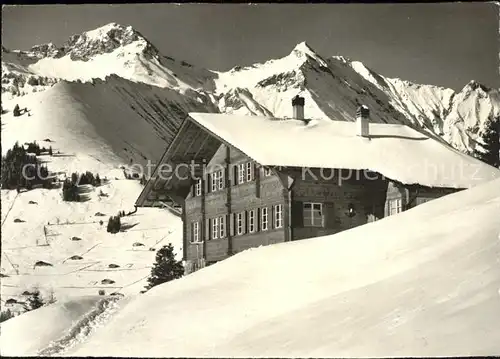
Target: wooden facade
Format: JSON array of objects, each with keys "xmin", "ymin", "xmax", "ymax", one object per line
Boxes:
[
  {"xmin": 182, "ymin": 144, "xmax": 459, "ymax": 273},
  {"xmin": 136, "ymin": 117, "xmax": 461, "ymax": 274}
]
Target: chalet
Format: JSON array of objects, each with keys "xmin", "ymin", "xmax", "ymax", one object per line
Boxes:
[{"xmin": 135, "ymin": 96, "xmax": 500, "ymax": 273}]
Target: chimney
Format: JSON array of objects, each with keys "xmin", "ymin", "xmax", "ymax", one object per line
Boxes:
[
  {"xmin": 292, "ymin": 95, "xmax": 305, "ymax": 120},
  {"xmin": 356, "ymin": 105, "xmax": 370, "ymax": 137}
]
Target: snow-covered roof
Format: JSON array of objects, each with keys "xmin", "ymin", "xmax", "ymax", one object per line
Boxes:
[{"xmin": 188, "ymin": 112, "xmax": 500, "ymax": 189}]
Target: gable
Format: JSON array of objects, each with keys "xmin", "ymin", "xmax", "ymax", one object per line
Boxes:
[{"xmin": 135, "ymin": 117, "xmax": 222, "ymax": 207}]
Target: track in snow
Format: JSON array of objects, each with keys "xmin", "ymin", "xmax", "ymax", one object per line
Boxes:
[
  {"xmin": 1, "ymin": 192, "xmax": 19, "ymax": 228},
  {"xmin": 37, "ymin": 297, "xmax": 122, "ymax": 356}
]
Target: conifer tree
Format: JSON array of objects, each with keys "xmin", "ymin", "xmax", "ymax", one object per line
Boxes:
[
  {"xmin": 13, "ymin": 104, "xmax": 20, "ymax": 117},
  {"xmin": 145, "ymin": 244, "xmax": 184, "ymax": 290},
  {"xmin": 474, "ymin": 116, "xmax": 500, "ymax": 168}
]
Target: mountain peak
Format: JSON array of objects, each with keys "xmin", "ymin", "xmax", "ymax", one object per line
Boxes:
[
  {"xmin": 290, "ymin": 41, "xmax": 328, "ymax": 67},
  {"xmin": 462, "ymin": 80, "xmax": 491, "ymax": 94},
  {"xmin": 82, "ymin": 22, "xmax": 133, "ymax": 40},
  {"xmin": 292, "ymin": 41, "xmax": 315, "ymax": 54},
  {"xmin": 59, "ymin": 23, "xmax": 152, "ymax": 61}
]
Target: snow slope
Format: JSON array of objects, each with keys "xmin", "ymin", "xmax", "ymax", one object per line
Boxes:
[
  {"xmin": 1, "ymin": 74, "xmax": 218, "ymax": 167},
  {"xmin": 2, "ymin": 177, "xmax": 494, "ymax": 357},
  {"xmin": 1, "ymin": 78, "xmax": 188, "ymax": 313},
  {"xmin": 0, "ymin": 296, "xmax": 110, "ymax": 355}
]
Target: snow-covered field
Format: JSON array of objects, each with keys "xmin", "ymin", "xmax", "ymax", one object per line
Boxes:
[
  {"xmin": 2, "ymin": 177, "xmax": 499, "ymax": 357},
  {"xmin": 1, "ymin": 182, "xmax": 182, "ymax": 301},
  {"xmin": 1, "ymin": 83, "xmax": 183, "ymax": 313}
]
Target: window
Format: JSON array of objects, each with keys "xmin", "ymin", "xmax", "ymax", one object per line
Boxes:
[
  {"xmin": 219, "ymin": 216, "xmax": 225, "ymax": 238},
  {"xmin": 248, "ymin": 209, "xmax": 256, "ymax": 233},
  {"xmin": 210, "ymin": 216, "xmax": 226, "ymax": 239},
  {"xmin": 264, "ymin": 167, "xmax": 272, "ymax": 177},
  {"xmin": 236, "ymin": 212, "xmax": 245, "ymax": 235},
  {"xmin": 261, "ymin": 207, "xmax": 268, "ymax": 231},
  {"xmin": 212, "ymin": 217, "xmax": 219, "ymax": 239},
  {"xmin": 304, "ymin": 202, "xmax": 324, "ymax": 227},
  {"xmin": 274, "ymin": 204, "xmax": 283, "ymax": 229},
  {"xmin": 211, "ymin": 170, "xmax": 224, "ymax": 192},
  {"xmin": 238, "ymin": 163, "xmax": 245, "ymax": 184},
  {"xmin": 389, "ymin": 198, "xmax": 402, "ymax": 215},
  {"xmin": 194, "ymin": 179, "xmax": 202, "ymax": 196},
  {"xmin": 246, "ymin": 162, "xmax": 253, "ymax": 182},
  {"xmin": 191, "ymin": 221, "xmax": 200, "ymax": 243}
]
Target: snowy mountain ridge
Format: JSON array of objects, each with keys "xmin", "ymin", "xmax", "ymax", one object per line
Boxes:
[
  {"xmin": 348, "ymin": 59, "xmax": 499, "ymax": 155},
  {"xmin": 2, "ymin": 22, "xmax": 498, "ymax": 156}
]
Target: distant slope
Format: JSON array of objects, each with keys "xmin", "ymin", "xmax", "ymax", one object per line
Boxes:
[
  {"xmin": 46, "ymin": 177, "xmax": 498, "ymax": 357},
  {"xmin": 1, "ymin": 75, "xmax": 218, "ymax": 167}
]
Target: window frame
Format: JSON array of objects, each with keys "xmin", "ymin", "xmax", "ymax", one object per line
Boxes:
[
  {"xmin": 194, "ymin": 178, "xmax": 202, "ymax": 196},
  {"xmin": 219, "ymin": 215, "xmax": 225, "ymax": 238},
  {"xmin": 246, "ymin": 162, "xmax": 253, "ymax": 182},
  {"xmin": 238, "ymin": 163, "xmax": 245, "ymax": 185},
  {"xmin": 389, "ymin": 198, "xmax": 402, "ymax": 216},
  {"xmin": 236, "ymin": 212, "xmax": 245, "ymax": 235},
  {"xmin": 274, "ymin": 204, "xmax": 283, "ymax": 229},
  {"xmin": 191, "ymin": 221, "xmax": 200, "ymax": 243},
  {"xmin": 248, "ymin": 209, "xmax": 256, "ymax": 233},
  {"xmin": 303, "ymin": 202, "xmax": 324, "ymax": 227},
  {"xmin": 263, "ymin": 167, "xmax": 273, "ymax": 177},
  {"xmin": 211, "ymin": 170, "xmax": 224, "ymax": 192},
  {"xmin": 212, "ymin": 217, "xmax": 219, "ymax": 240},
  {"xmin": 261, "ymin": 207, "xmax": 269, "ymax": 231}
]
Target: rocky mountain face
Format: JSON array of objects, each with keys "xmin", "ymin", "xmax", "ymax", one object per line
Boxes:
[
  {"xmin": 2, "ymin": 22, "xmax": 498, "ymax": 160},
  {"xmin": 348, "ymin": 60, "xmax": 499, "ymax": 156}
]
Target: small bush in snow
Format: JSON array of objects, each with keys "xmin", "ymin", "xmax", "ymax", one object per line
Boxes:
[
  {"xmin": 62, "ymin": 179, "xmax": 79, "ymax": 201},
  {"xmin": 145, "ymin": 243, "xmax": 184, "ymax": 291},
  {"xmin": 34, "ymin": 260, "xmax": 53, "ymax": 267},
  {"xmin": 27, "ymin": 76, "xmax": 39, "ymax": 86},
  {"xmin": 0, "ymin": 309, "xmax": 15, "ymax": 323},
  {"xmin": 13, "ymin": 104, "xmax": 21, "ymax": 117},
  {"xmin": 107, "ymin": 216, "xmax": 121, "ymax": 233}
]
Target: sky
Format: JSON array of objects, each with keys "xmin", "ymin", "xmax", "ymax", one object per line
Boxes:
[{"xmin": 2, "ymin": 3, "xmax": 499, "ymax": 91}]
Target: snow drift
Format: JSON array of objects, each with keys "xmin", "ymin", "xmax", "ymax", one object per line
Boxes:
[
  {"xmin": 72, "ymin": 177, "xmax": 500, "ymax": 357},
  {"xmin": 2, "ymin": 177, "xmax": 495, "ymax": 357}
]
